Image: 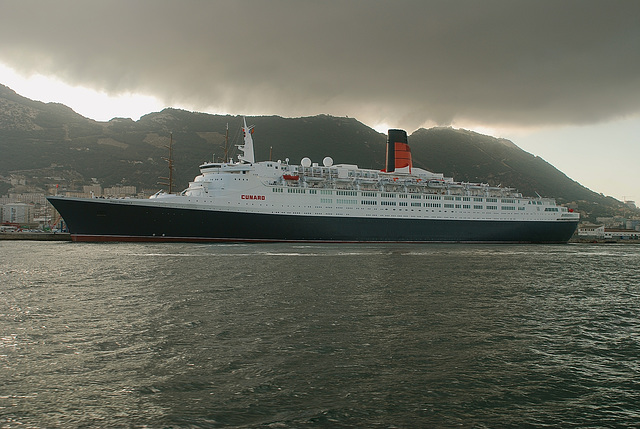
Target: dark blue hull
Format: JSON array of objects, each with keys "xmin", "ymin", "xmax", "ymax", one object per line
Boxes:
[{"xmin": 48, "ymin": 197, "xmax": 579, "ymax": 243}]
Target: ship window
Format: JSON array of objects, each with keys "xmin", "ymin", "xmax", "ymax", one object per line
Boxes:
[{"xmin": 474, "ymin": 205, "xmax": 483, "ymax": 209}]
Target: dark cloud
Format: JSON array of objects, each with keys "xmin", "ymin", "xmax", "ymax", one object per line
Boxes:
[{"xmin": 1, "ymin": 0, "xmax": 639, "ymax": 130}]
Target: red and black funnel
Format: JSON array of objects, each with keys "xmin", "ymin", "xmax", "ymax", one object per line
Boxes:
[{"xmin": 385, "ymin": 129, "xmax": 412, "ymax": 173}]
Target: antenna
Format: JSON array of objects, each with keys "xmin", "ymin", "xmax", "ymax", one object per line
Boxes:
[{"xmin": 158, "ymin": 132, "xmax": 175, "ymax": 193}]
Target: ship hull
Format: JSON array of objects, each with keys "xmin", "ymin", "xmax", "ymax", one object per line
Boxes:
[{"xmin": 48, "ymin": 197, "xmax": 579, "ymax": 244}]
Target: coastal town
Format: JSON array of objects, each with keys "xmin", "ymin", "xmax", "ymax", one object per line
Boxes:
[{"xmin": 575, "ymin": 199, "xmax": 640, "ymax": 242}]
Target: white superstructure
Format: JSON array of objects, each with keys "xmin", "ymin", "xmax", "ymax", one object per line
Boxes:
[{"xmin": 148, "ymin": 120, "xmax": 579, "ymax": 225}]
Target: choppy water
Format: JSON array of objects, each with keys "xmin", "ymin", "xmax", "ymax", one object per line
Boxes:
[{"xmin": 1, "ymin": 241, "xmax": 639, "ymax": 428}]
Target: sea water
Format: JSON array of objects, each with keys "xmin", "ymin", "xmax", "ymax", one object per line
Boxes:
[{"xmin": 1, "ymin": 241, "xmax": 639, "ymax": 427}]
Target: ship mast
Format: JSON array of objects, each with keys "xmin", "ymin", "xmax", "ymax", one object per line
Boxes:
[
  {"xmin": 223, "ymin": 123, "xmax": 229, "ymax": 163},
  {"xmin": 158, "ymin": 132, "xmax": 175, "ymax": 193}
]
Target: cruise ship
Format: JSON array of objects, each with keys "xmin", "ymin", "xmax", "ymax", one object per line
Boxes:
[{"xmin": 47, "ymin": 119, "xmax": 580, "ymax": 243}]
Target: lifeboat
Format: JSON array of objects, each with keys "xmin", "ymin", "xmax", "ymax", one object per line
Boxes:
[{"xmin": 283, "ymin": 174, "xmax": 300, "ymax": 181}]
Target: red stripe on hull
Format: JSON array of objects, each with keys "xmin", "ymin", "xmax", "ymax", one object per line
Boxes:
[{"xmin": 71, "ymin": 234, "xmax": 552, "ymax": 245}]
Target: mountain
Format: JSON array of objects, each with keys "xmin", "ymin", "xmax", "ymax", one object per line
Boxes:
[
  {"xmin": 0, "ymin": 83, "xmax": 633, "ymax": 221},
  {"xmin": 407, "ymin": 128, "xmax": 633, "ymax": 220}
]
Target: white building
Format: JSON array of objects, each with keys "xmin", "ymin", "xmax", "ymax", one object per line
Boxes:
[
  {"xmin": 83, "ymin": 184, "xmax": 103, "ymax": 196},
  {"xmin": 103, "ymin": 185, "xmax": 136, "ymax": 197},
  {"xmin": 604, "ymin": 228, "xmax": 640, "ymax": 240},
  {"xmin": 578, "ymin": 224, "xmax": 605, "ymax": 237},
  {"xmin": 1, "ymin": 202, "xmax": 34, "ymax": 224},
  {"xmin": 8, "ymin": 193, "xmax": 47, "ymax": 205}
]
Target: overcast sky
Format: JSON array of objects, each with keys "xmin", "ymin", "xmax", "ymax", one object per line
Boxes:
[{"xmin": 1, "ymin": 0, "xmax": 639, "ymax": 201}]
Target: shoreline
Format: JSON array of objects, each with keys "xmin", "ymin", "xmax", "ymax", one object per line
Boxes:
[
  {"xmin": 570, "ymin": 237, "xmax": 640, "ymax": 244},
  {"xmin": 0, "ymin": 232, "xmax": 71, "ymax": 241}
]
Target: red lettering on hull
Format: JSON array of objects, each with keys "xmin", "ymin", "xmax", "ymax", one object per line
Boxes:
[{"xmin": 241, "ymin": 195, "xmax": 266, "ymax": 200}]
